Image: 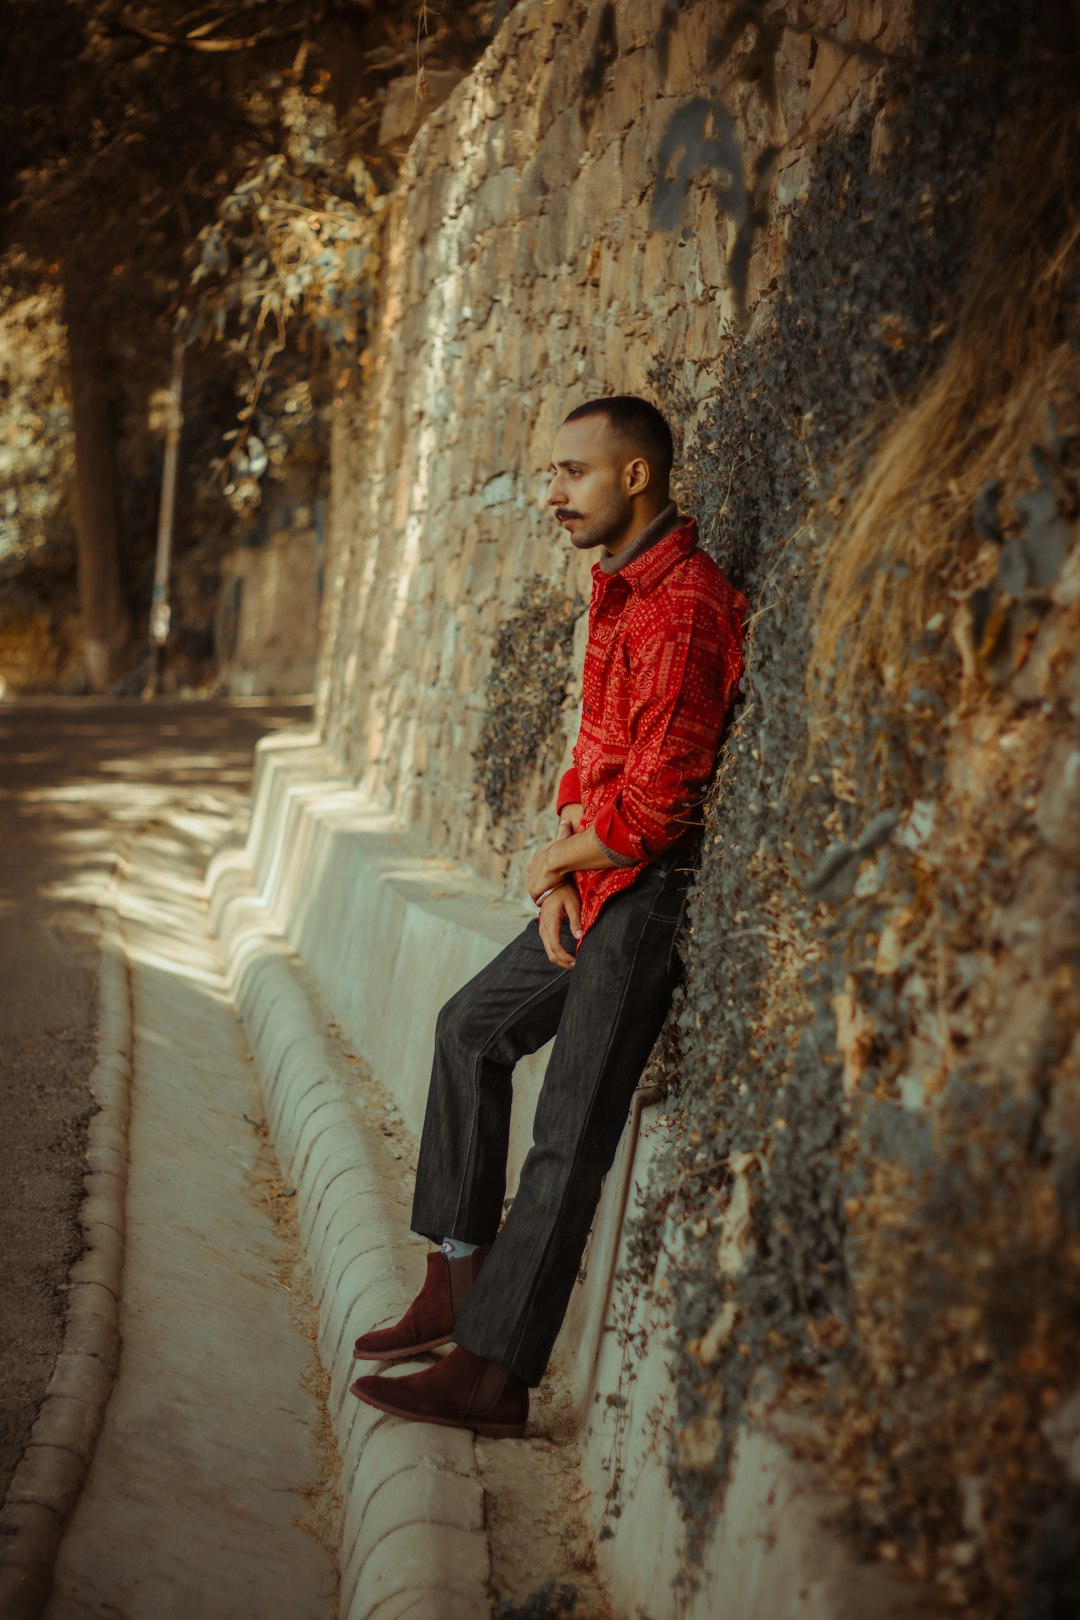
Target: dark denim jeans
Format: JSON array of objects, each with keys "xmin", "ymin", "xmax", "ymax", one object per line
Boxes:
[{"xmin": 410, "ymin": 850, "xmax": 691, "ymax": 1385}]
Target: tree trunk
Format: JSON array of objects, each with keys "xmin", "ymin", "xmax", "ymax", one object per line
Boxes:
[{"xmin": 63, "ymin": 287, "xmax": 130, "ymax": 692}]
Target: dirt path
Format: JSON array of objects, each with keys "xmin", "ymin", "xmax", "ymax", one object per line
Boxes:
[
  {"xmin": 43, "ymin": 809, "xmax": 337, "ymax": 1617},
  {"xmin": 0, "ymin": 697, "xmax": 310, "ymax": 1508}
]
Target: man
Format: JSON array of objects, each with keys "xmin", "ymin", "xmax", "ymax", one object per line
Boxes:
[{"xmin": 350, "ymin": 396, "xmax": 748, "ymax": 1437}]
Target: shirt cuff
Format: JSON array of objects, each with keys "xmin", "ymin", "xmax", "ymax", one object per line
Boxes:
[
  {"xmin": 556, "ymin": 766, "xmax": 582, "ymax": 815},
  {"xmin": 592, "ymin": 827, "xmax": 640, "ymax": 868},
  {"xmin": 591, "ymin": 799, "xmax": 645, "ymax": 865}
]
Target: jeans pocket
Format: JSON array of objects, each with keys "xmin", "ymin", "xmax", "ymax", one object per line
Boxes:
[{"xmin": 645, "ymin": 859, "xmax": 692, "ymax": 927}]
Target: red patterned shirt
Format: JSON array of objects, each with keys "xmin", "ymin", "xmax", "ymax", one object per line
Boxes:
[{"xmin": 555, "ymin": 515, "xmax": 748, "ymax": 939}]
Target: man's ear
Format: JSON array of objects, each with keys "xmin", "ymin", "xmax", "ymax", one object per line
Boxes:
[{"xmin": 625, "ymin": 455, "xmax": 650, "ymax": 496}]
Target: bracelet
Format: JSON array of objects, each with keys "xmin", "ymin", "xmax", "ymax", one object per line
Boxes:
[{"xmin": 535, "ymin": 881, "xmax": 569, "ymax": 909}]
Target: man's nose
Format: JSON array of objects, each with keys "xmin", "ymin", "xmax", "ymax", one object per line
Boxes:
[{"xmin": 545, "ymin": 476, "xmax": 564, "ymax": 508}]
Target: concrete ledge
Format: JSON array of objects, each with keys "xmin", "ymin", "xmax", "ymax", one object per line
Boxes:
[
  {"xmin": 207, "ymin": 842, "xmax": 492, "ymax": 1620},
  {"xmin": 0, "ymin": 857, "xmax": 133, "ymax": 1619},
  {"xmin": 243, "ymin": 730, "xmax": 547, "ymax": 1175}
]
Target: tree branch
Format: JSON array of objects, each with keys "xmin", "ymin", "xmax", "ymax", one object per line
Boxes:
[{"xmin": 114, "ymin": 8, "xmax": 325, "ymax": 53}]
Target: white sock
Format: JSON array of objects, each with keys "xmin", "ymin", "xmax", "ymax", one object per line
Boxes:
[{"xmin": 441, "ymin": 1237, "xmax": 479, "ymax": 1260}]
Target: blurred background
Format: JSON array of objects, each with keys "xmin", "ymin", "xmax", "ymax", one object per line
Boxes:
[{"xmin": 0, "ymin": 0, "xmax": 505, "ymax": 699}]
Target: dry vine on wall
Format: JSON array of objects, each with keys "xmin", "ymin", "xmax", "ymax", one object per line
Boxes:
[{"xmin": 613, "ymin": 2, "xmax": 1080, "ymax": 1614}]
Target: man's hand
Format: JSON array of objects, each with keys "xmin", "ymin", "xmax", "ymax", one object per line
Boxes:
[
  {"xmin": 527, "ymin": 812, "xmax": 623, "ymax": 908},
  {"xmin": 527, "ymin": 815, "xmax": 577, "ymax": 903},
  {"xmin": 538, "ymin": 882, "xmax": 581, "ymax": 968}
]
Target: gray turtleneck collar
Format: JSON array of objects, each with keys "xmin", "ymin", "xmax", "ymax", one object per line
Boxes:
[{"xmin": 599, "ymin": 500, "xmax": 681, "ymax": 576}]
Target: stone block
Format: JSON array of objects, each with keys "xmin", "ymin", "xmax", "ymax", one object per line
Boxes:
[
  {"xmin": 534, "ymin": 106, "xmax": 585, "ymax": 196},
  {"xmin": 641, "ymin": 227, "xmax": 677, "ymax": 305},
  {"xmin": 6, "ymin": 1444, "xmax": 84, "ymax": 1518},
  {"xmin": 284, "ymin": 1082, "xmax": 344, "ymax": 1172},
  {"xmin": 698, "ymin": 188, "xmax": 729, "ymax": 290},
  {"xmin": 342, "ymin": 1522, "xmax": 489, "ymax": 1620},
  {"xmin": 379, "ymin": 70, "xmax": 467, "ymax": 155},
  {"xmin": 580, "ymin": 135, "xmax": 627, "ymax": 232},
  {"xmin": 301, "ymin": 1145, "xmax": 370, "ymax": 1238},
  {"xmin": 65, "ymin": 1280, "xmax": 119, "ymax": 1328},
  {"xmin": 351, "ymin": 1465, "xmax": 484, "ymax": 1576},
  {"xmin": 660, "ymin": 4, "xmax": 713, "ymax": 96},
  {"xmin": 26, "ymin": 1395, "xmax": 100, "ymax": 1465},
  {"xmin": 533, "ymin": 208, "xmax": 571, "ymax": 279},
  {"xmin": 79, "ymin": 1191, "xmax": 123, "ymax": 1238},
  {"xmin": 67, "ymin": 1234, "xmax": 121, "ymax": 1296},
  {"xmin": 602, "ymin": 321, "xmax": 627, "ymax": 391},
  {"xmin": 614, "ymin": 0, "xmax": 665, "ymax": 53},
  {"xmin": 84, "ymin": 1120, "xmax": 127, "ymax": 1161},
  {"xmin": 596, "ymin": 235, "xmax": 621, "ymax": 307},
  {"xmin": 62, "ymin": 1304, "xmax": 119, "ymax": 1367},
  {"xmin": 0, "ymin": 1566, "xmax": 49, "ymax": 1620},
  {"xmin": 609, "ymin": 44, "xmax": 665, "ymax": 132},
  {"xmin": 621, "ymin": 113, "xmax": 656, "ymax": 211},
  {"xmin": 690, "ymin": 291, "xmax": 728, "ymax": 358},
  {"xmin": 85, "ymin": 1141, "xmax": 126, "ymax": 1180},
  {"xmin": 312, "ymin": 1193, "xmax": 393, "ymax": 1300},
  {"xmin": 804, "ymin": 34, "xmax": 862, "ymax": 135},
  {"xmin": 1036, "ymin": 738, "xmax": 1080, "ymax": 859},
  {"xmin": 0, "ymin": 1502, "xmax": 61, "ymax": 1582},
  {"xmin": 473, "ymin": 166, "xmax": 520, "ymax": 231},
  {"xmin": 45, "ymin": 1350, "xmax": 114, "ymax": 1410}
]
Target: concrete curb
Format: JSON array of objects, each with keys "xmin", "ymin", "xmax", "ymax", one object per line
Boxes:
[
  {"xmin": 0, "ymin": 857, "xmax": 133, "ymax": 1620},
  {"xmin": 206, "ymin": 841, "xmax": 493, "ymax": 1620}
]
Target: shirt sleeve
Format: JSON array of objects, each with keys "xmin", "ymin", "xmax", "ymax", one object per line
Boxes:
[
  {"xmin": 555, "ymin": 764, "xmax": 582, "ymax": 814},
  {"xmin": 591, "ymin": 598, "xmax": 744, "ymax": 863}
]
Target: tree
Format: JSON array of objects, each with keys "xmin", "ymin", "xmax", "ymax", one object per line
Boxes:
[{"xmin": 0, "ymin": 0, "xmax": 498, "ymax": 689}]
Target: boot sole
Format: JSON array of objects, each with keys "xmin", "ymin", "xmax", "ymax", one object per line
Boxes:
[
  {"xmin": 352, "ymin": 1333, "xmax": 452, "ymax": 1362},
  {"xmin": 349, "ymin": 1378, "xmax": 527, "ymax": 1439}
]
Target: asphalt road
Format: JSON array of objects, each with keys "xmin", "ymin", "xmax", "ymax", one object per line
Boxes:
[{"xmin": 0, "ymin": 697, "xmax": 312, "ymax": 1508}]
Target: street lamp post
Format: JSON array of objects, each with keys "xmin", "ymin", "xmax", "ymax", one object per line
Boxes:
[{"xmin": 144, "ymin": 336, "xmax": 185, "ymax": 697}]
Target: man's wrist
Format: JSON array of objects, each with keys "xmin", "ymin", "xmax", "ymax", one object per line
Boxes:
[
  {"xmin": 547, "ymin": 848, "xmax": 571, "ymax": 880},
  {"xmin": 535, "ymin": 879, "xmax": 570, "ymax": 908},
  {"xmin": 550, "ymin": 826, "xmax": 617, "ymax": 878}
]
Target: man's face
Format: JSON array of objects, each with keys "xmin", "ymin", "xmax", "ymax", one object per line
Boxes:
[{"xmin": 546, "ymin": 414, "xmax": 637, "ymax": 553}]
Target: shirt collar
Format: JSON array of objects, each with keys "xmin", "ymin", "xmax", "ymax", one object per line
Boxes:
[
  {"xmin": 599, "ymin": 500, "xmax": 680, "ymax": 576},
  {"xmin": 594, "ymin": 508, "xmax": 699, "ymax": 595}
]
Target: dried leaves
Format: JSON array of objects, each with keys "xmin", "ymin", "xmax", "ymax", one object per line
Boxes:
[{"xmin": 626, "ymin": 4, "xmax": 1080, "ymax": 1610}]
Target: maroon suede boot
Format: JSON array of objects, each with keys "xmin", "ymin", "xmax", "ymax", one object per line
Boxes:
[
  {"xmin": 350, "ymin": 1345, "xmax": 529, "ymax": 1438},
  {"xmin": 352, "ymin": 1245, "xmax": 492, "ymax": 1361}
]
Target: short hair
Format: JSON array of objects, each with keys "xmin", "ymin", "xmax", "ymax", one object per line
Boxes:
[{"xmin": 564, "ymin": 395, "xmax": 674, "ymax": 485}]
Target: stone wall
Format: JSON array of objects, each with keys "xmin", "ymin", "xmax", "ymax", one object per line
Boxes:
[
  {"xmin": 217, "ymin": 524, "xmax": 321, "ymax": 697},
  {"xmin": 316, "ymin": 0, "xmax": 890, "ymax": 893},
  {"xmin": 311, "ymin": 0, "xmax": 1080, "ymax": 1612}
]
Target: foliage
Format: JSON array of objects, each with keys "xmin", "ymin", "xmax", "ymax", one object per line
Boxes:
[
  {"xmin": 184, "ymin": 84, "xmax": 386, "ymax": 507},
  {"xmin": 187, "ymin": 86, "xmax": 385, "ymax": 365},
  {"xmin": 0, "ymin": 284, "xmax": 73, "ymax": 565},
  {"xmin": 0, "ymin": 0, "xmax": 499, "ymax": 683}
]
